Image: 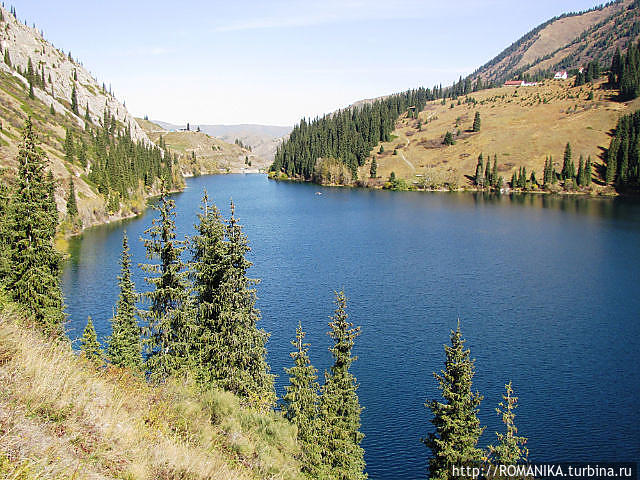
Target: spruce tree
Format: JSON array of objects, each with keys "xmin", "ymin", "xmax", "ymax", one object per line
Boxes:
[
  {"xmin": 562, "ymin": 142, "xmax": 572, "ymax": 180},
  {"xmin": 140, "ymin": 186, "xmax": 192, "ymax": 379},
  {"xmin": 577, "ymin": 156, "xmax": 585, "ymax": 187},
  {"xmin": 491, "ymin": 156, "xmax": 498, "ymax": 187},
  {"xmin": 71, "ymin": 84, "xmax": 78, "ymax": 115},
  {"xmin": 283, "ymin": 321, "xmax": 321, "ymax": 474},
  {"xmin": 475, "ymin": 154, "xmax": 484, "ymax": 187},
  {"xmin": 484, "ymin": 159, "xmax": 491, "ymax": 186},
  {"xmin": 219, "ymin": 200, "xmax": 274, "ymax": 406},
  {"xmin": 369, "ymin": 157, "xmax": 377, "ymax": 178},
  {"xmin": 64, "ymin": 128, "xmax": 74, "ymax": 163},
  {"xmin": 190, "ymin": 192, "xmax": 227, "ymax": 384},
  {"xmin": 80, "ymin": 316, "xmax": 102, "ymax": 363},
  {"xmin": 472, "ymin": 111, "xmax": 481, "ymax": 132},
  {"xmin": 0, "ymin": 168, "xmax": 10, "ymax": 286},
  {"xmin": 585, "ymin": 156, "xmax": 592, "ymax": 186},
  {"xmin": 190, "ymin": 194, "xmax": 274, "ymax": 407},
  {"xmin": 424, "ymin": 321, "xmax": 484, "ymax": 480},
  {"xmin": 317, "ymin": 291, "xmax": 366, "ymax": 480},
  {"xmin": 107, "ymin": 232, "xmax": 142, "ymax": 370},
  {"xmin": 488, "ymin": 382, "xmax": 528, "ymax": 465},
  {"xmin": 66, "ymin": 177, "xmax": 78, "ymax": 218},
  {"xmin": 6, "ymin": 118, "xmax": 64, "ymax": 333}
]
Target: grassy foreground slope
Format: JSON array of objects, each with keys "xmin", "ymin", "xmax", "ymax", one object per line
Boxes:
[
  {"xmin": 0, "ymin": 301, "xmax": 304, "ymax": 480},
  {"xmin": 136, "ymin": 119, "xmax": 270, "ymax": 175},
  {"xmin": 363, "ymin": 78, "xmax": 640, "ymax": 190}
]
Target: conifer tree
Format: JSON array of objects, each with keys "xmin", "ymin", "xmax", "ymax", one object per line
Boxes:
[
  {"xmin": 317, "ymin": 291, "xmax": 366, "ymax": 480},
  {"xmin": 80, "ymin": 316, "xmax": 102, "ymax": 363},
  {"xmin": 577, "ymin": 156, "xmax": 585, "ymax": 186},
  {"xmin": 64, "ymin": 128, "xmax": 74, "ymax": 163},
  {"xmin": 141, "ymin": 185, "xmax": 192, "ymax": 379},
  {"xmin": 6, "ymin": 118, "xmax": 64, "ymax": 332},
  {"xmin": 475, "ymin": 154, "xmax": 484, "ymax": 187},
  {"xmin": 484, "ymin": 158, "xmax": 491, "ymax": 186},
  {"xmin": 510, "ymin": 171, "xmax": 517, "ymax": 189},
  {"xmin": 66, "ymin": 177, "xmax": 78, "ymax": 218},
  {"xmin": 219, "ymin": 200, "xmax": 274, "ymax": 405},
  {"xmin": 369, "ymin": 157, "xmax": 377, "ymax": 178},
  {"xmin": 190, "ymin": 194, "xmax": 274, "ymax": 406},
  {"xmin": 283, "ymin": 321, "xmax": 321, "ymax": 474},
  {"xmin": 107, "ymin": 232, "xmax": 142, "ymax": 370},
  {"xmin": 424, "ymin": 321, "xmax": 484, "ymax": 480},
  {"xmin": 71, "ymin": 84, "xmax": 79, "ymax": 115},
  {"xmin": 488, "ymin": 382, "xmax": 528, "ymax": 465},
  {"xmin": 472, "ymin": 111, "xmax": 481, "ymax": 132},
  {"xmin": 491, "ymin": 156, "xmax": 498, "ymax": 187},
  {"xmin": 561, "ymin": 142, "xmax": 572, "ymax": 180},
  {"xmin": 3, "ymin": 48, "xmax": 10, "ymax": 67},
  {"xmin": 585, "ymin": 156, "xmax": 592, "ymax": 186},
  {"xmin": 0, "ymin": 168, "xmax": 10, "ymax": 285},
  {"xmin": 190, "ymin": 192, "xmax": 227, "ymax": 384},
  {"xmin": 49, "ymin": 103, "xmax": 55, "ymax": 116}
]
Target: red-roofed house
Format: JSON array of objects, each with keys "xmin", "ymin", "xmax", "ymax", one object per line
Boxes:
[{"xmin": 504, "ymin": 80, "xmax": 525, "ymax": 86}]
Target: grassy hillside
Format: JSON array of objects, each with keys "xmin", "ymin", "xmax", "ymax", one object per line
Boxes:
[
  {"xmin": 360, "ymin": 77, "xmax": 640, "ymax": 191},
  {"xmin": 472, "ymin": 0, "xmax": 640, "ymax": 84},
  {"xmin": 135, "ymin": 119, "xmax": 271, "ymax": 175},
  {"xmin": 0, "ymin": 299, "xmax": 304, "ymax": 480}
]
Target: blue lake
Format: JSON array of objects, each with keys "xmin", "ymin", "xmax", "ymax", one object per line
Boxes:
[{"xmin": 62, "ymin": 174, "xmax": 640, "ymax": 479}]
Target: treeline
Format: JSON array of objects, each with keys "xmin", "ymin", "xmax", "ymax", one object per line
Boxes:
[
  {"xmin": 270, "ymin": 89, "xmax": 430, "ymax": 180},
  {"xmin": 605, "ymin": 110, "xmax": 640, "ymax": 189},
  {"xmin": 473, "ymin": 143, "xmax": 593, "ymax": 192},
  {"xmin": 574, "ymin": 61, "xmax": 602, "ymax": 86},
  {"xmin": 63, "ymin": 110, "xmax": 179, "ymax": 213},
  {"xmin": 609, "ymin": 41, "xmax": 640, "ymax": 100}
]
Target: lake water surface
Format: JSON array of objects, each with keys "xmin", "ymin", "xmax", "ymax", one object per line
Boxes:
[{"xmin": 63, "ymin": 174, "xmax": 640, "ymax": 479}]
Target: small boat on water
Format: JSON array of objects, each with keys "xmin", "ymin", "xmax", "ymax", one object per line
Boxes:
[{"xmin": 315, "ymin": 192, "xmax": 322, "ymax": 195}]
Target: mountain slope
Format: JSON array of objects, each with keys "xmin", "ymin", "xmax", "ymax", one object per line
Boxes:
[
  {"xmin": 0, "ymin": 301, "xmax": 304, "ymax": 480},
  {"xmin": 136, "ymin": 119, "xmax": 270, "ymax": 174},
  {"xmin": 0, "ymin": 6, "xmax": 176, "ymax": 231},
  {"xmin": 154, "ymin": 121, "xmax": 290, "ymax": 163},
  {"xmin": 361, "ymin": 78, "xmax": 640, "ymax": 190},
  {"xmin": 471, "ymin": 0, "xmax": 640, "ymax": 85}
]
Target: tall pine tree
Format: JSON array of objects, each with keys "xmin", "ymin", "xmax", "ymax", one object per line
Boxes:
[
  {"xmin": 107, "ymin": 231, "xmax": 142, "ymax": 370},
  {"xmin": 424, "ymin": 321, "xmax": 484, "ymax": 480},
  {"xmin": 140, "ymin": 185, "xmax": 192, "ymax": 379},
  {"xmin": 190, "ymin": 194, "xmax": 274, "ymax": 407},
  {"xmin": 6, "ymin": 118, "xmax": 64, "ymax": 333},
  {"xmin": 316, "ymin": 291, "xmax": 366, "ymax": 480},
  {"xmin": 283, "ymin": 321, "xmax": 322, "ymax": 475}
]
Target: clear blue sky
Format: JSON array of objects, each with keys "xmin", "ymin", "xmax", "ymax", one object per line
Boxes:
[{"xmin": 15, "ymin": 0, "xmax": 605, "ymax": 126}]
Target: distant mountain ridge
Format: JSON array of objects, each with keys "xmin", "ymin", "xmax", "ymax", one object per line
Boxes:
[
  {"xmin": 471, "ymin": 0, "xmax": 640, "ymax": 85},
  {"xmin": 153, "ymin": 121, "xmax": 290, "ymax": 162}
]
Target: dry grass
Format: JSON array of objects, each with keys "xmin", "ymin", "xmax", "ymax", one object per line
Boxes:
[
  {"xmin": 362, "ymin": 78, "xmax": 638, "ymax": 190},
  {"xmin": 135, "ymin": 120, "xmax": 270, "ymax": 175},
  {"xmin": 0, "ymin": 301, "xmax": 303, "ymax": 480}
]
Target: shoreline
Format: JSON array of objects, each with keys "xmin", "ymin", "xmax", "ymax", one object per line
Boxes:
[{"xmin": 267, "ymin": 175, "xmax": 626, "ymax": 198}]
